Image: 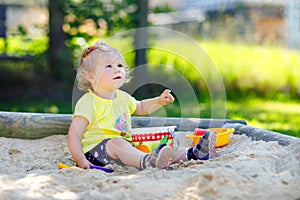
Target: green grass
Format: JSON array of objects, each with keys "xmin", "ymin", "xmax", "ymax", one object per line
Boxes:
[
  {"xmin": 0, "ymin": 100, "xmax": 72, "ymax": 114},
  {"xmin": 0, "ymin": 36, "xmax": 48, "ymax": 56},
  {"xmin": 226, "ymin": 99, "xmax": 300, "ymax": 138},
  {"xmin": 145, "ymin": 39, "xmax": 300, "ymax": 100},
  {"xmin": 200, "ymin": 40, "xmax": 300, "ymax": 100}
]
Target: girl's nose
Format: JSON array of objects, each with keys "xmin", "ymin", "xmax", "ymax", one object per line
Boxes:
[{"xmin": 114, "ymin": 66, "xmax": 121, "ymax": 73}]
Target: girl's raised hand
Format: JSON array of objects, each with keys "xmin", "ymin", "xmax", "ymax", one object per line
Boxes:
[{"xmin": 159, "ymin": 89, "xmax": 175, "ymax": 105}]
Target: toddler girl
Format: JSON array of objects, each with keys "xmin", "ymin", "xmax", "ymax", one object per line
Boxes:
[{"xmin": 68, "ymin": 41, "xmax": 216, "ymax": 170}]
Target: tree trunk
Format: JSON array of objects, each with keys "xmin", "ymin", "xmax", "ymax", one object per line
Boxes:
[
  {"xmin": 133, "ymin": 0, "xmax": 152, "ymax": 98},
  {"xmin": 134, "ymin": 0, "xmax": 148, "ymax": 66},
  {"xmin": 48, "ymin": 0, "xmax": 74, "ymax": 82}
]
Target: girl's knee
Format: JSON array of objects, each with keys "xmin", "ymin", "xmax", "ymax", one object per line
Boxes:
[
  {"xmin": 110, "ymin": 137, "xmax": 125, "ymax": 145},
  {"xmin": 106, "ymin": 138, "xmax": 124, "ymax": 159},
  {"xmin": 108, "ymin": 137, "xmax": 129, "ymax": 150},
  {"xmin": 106, "ymin": 137, "xmax": 133, "ymax": 159}
]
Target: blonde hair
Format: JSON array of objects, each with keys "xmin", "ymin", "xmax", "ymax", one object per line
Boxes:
[{"xmin": 76, "ymin": 41, "xmax": 130, "ymax": 91}]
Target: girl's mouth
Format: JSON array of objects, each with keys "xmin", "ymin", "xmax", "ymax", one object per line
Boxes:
[{"xmin": 113, "ymin": 76, "xmax": 122, "ymax": 80}]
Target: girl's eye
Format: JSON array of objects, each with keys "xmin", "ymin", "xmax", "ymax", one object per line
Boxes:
[
  {"xmin": 106, "ymin": 65, "xmax": 112, "ymax": 68},
  {"xmin": 117, "ymin": 64, "xmax": 123, "ymax": 68}
]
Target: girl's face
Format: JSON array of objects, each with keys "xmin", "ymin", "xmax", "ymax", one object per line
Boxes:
[{"xmin": 91, "ymin": 54, "xmax": 126, "ymax": 91}]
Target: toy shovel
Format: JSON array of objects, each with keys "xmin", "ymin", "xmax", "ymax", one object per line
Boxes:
[{"xmin": 57, "ymin": 162, "xmax": 113, "ymax": 173}]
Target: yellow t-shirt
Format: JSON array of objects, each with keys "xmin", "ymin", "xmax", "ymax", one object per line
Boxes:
[{"xmin": 73, "ymin": 89, "xmax": 137, "ymax": 153}]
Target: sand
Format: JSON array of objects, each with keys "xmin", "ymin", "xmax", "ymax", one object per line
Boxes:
[{"xmin": 0, "ymin": 132, "xmax": 299, "ymax": 200}]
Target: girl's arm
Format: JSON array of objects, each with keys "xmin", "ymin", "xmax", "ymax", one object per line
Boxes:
[
  {"xmin": 134, "ymin": 89, "xmax": 174, "ymax": 116},
  {"xmin": 67, "ymin": 116, "xmax": 91, "ymax": 169}
]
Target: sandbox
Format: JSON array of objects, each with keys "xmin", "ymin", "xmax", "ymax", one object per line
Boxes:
[{"xmin": 0, "ymin": 111, "xmax": 299, "ymax": 199}]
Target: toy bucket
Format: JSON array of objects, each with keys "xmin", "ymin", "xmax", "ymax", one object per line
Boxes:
[
  {"xmin": 131, "ymin": 126, "xmax": 177, "ymax": 153},
  {"xmin": 186, "ymin": 128, "xmax": 235, "ymax": 148}
]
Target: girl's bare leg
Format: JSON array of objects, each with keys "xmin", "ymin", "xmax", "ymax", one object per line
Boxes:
[
  {"xmin": 106, "ymin": 137, "xmax": 172, "ymax": 169},
  {"xmin": 106, "ymin": 137, "xmax": 145, "ymax": 168}
]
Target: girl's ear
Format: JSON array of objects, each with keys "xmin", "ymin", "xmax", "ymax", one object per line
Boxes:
[{"xmin": 87, "ymin": 73, "xmax": 96, "ymax": 84}]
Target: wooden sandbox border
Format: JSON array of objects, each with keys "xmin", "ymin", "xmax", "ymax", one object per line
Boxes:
[{"xmin": 0, "ymin": 111, "xmax": 299, "ymax": 146}]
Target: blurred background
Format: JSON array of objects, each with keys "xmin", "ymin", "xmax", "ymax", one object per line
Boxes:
[{"xmin": 0, "ymin": 0, "xmax": 299, "ymax": 137}]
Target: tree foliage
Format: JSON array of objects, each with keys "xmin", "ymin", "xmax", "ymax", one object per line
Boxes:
[{"xmin": 63, "ymin": 0, "xmax": 138, "ymax": 43}]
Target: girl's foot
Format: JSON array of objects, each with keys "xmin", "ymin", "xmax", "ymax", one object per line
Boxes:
[
  {"xmin": 187, "ymin": 131, "xmax": 216, "ymax": 160},
  {"xmin": 141, "ymin": 144, "xmax": 172, "ymax": 169},
  {"xmin": 155, "ymin": 145, "xmax": 172, "ymax": 168}
]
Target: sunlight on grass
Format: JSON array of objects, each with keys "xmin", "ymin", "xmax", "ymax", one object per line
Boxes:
[
  {"xmin": 0, "ymin": 37, "xmax": 48, "ymax": 56},
  {"xmin": 226, "ymin": 99, "xmax": 300, "ymax": 137},
  {"xmin": 200, "ymin": 40, "xmax": 300, "ymax": 100},
  {"xmin": 258, "ymin": 101, "xmax": 300, "ymax": 114}
]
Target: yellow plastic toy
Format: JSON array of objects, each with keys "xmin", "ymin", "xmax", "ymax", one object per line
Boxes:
[
  {"xmin": 57, "ymin": 162, "xmax": 113, "ymax": 173},
  {"xmin": 186, "ymin": 128, "xmax": 235, "ymax": 148}
]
